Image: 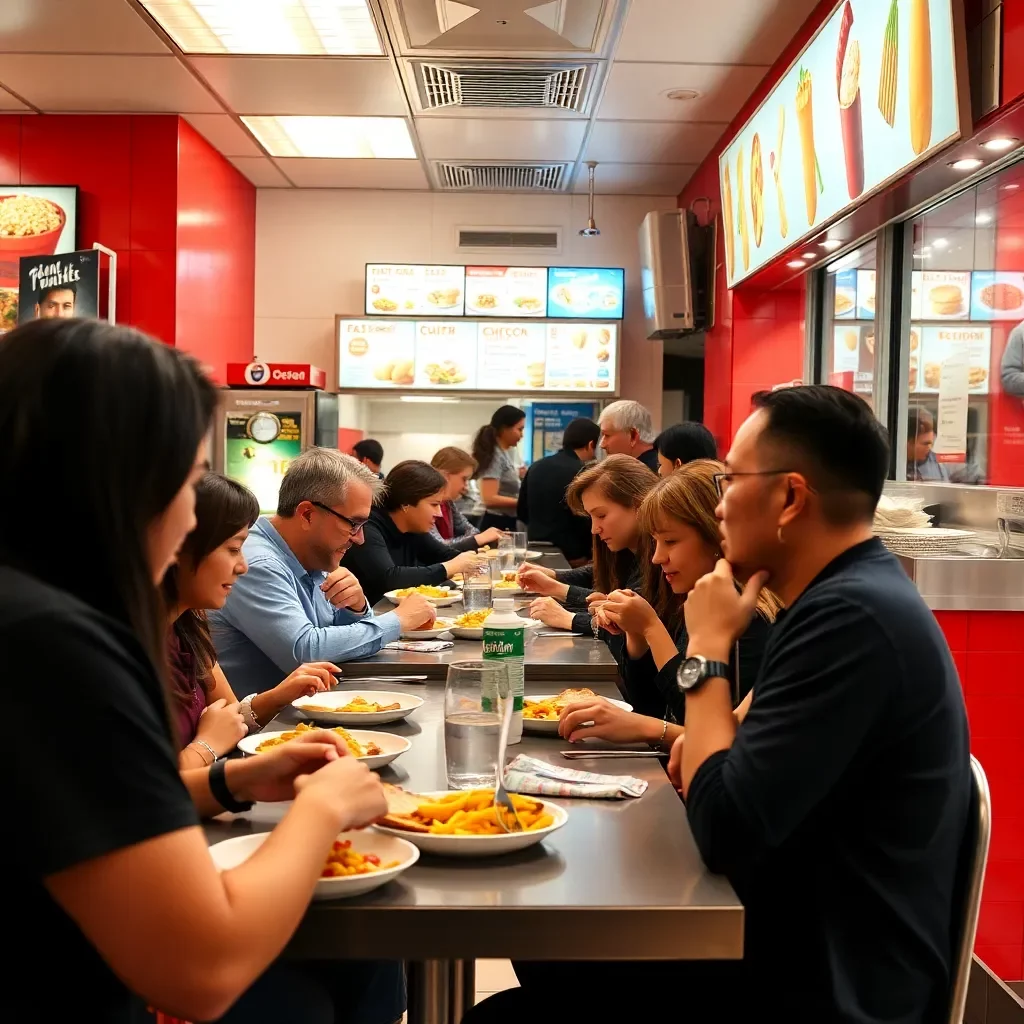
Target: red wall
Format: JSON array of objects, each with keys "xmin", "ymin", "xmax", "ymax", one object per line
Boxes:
[{"xmin": 0, "ymin": 114, "xmax": 254, "ymax": 378}]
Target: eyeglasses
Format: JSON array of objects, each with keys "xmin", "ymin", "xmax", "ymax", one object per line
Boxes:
[
  {"xmin": 712, "ymin": 469, "xmax": 801, "ymax": 499},
  {"xmin": 311, "ymin": 501, "xmax": 368, "ymax": 534}
]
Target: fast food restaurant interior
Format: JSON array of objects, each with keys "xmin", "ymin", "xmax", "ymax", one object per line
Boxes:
[{"xmin": 2, "ymin": 0, "xmax": 1024, "ymax": 1021}]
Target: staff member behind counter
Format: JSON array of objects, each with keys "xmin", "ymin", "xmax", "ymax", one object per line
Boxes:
[
  {"xmin": 517, "ymin": 417, "xmax": 599, "ymax": 567},
  {"xmin": 471, "ymin": 405, "xmax": 526, "ymax": 531},
  {"xmin": 341, "ymin": 460, "xmax": 486, "ymax": 606}
]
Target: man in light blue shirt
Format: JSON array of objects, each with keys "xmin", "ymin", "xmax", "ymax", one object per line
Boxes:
[{"xmin": 211, "ymin": 448, "xmax": 435, "ymax": 695}]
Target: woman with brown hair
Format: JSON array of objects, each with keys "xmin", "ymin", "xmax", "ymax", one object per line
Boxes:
[
  {"xmin": 471, "ymin": 404, "xmax": 526, "ymax": 531},
  {"xmin": 428, "ymin": 446, "xmax": 504, "ymax": 552},
  {"xmin": 524, "ymin": 455, "xmax": 658, "ymax": 641},
  {"xmin": 341, "ymin": 459, "xmax": 485, "ymax": 605},
  {"xmin": 559, "ymin": 460, "xmax": 778, "ymax": 747}
]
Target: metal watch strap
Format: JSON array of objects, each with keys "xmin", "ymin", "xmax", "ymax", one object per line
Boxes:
[
  {"xmin": 208, "ymin": 758, "xmax": 254, "ymax": 814},
  {"xmin": 239, "ymin": 693, "xmax": 260, "ymax": 731}
]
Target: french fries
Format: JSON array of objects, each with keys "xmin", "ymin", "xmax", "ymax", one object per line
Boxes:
[
  {"xmin": 909, "ymin": 0, "xmax": 932, "ymax": 155},
  {"xmin": 381, "ymin": 789, "xmax": 554, "ymax": 835}
]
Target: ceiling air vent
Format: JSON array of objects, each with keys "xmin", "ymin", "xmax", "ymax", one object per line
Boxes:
[
  {"xmin": 457, "ymin": 229, "xmax": 560, "ymax": 251},
  {"xmin": 435, "ymin": 161, "xmax": 571, "ymax": 192},
  {"xmin": 416, "ymin": 62, "xmax": 593, "ymax": 112}
]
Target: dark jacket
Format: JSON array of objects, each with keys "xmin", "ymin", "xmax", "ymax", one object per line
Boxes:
[
  {"xmin": 637, "ymin": 446, "xmax": 660, "ymax": 473},
  {"xmin": 517, "ymin": 450, "xmax": 592, "ymax": 561},
  {"xmin": 340, "ymin": 508, "xmax": 453, "ymax": 606}
]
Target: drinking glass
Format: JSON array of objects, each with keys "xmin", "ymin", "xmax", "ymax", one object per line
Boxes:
[
  {"xmin": 462, "ymin": 565, "xmax": 493, "ymax": 614},
  {"xmin": 511, "ymin": 531, "xmax": 528, "ymax": 564},
  {"xmin": 497, "ymin": 533, "xmax": 515, "ymax": 571},
  {"xmin": 444, "ymin": 660, "xmax": 509, "ymax": 789}
]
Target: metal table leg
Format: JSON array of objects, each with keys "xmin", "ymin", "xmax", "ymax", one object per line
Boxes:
[{"xmin": 407, "ymin": 959, "xmax": 476, "ymax": 1024}]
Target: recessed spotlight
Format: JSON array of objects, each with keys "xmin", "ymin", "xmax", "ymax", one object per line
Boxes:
[
  {"xmin": 665, "ymin": 88, "xmax": 701, "ymax": 101},
  {"xmin": 949, "ymin": 157, "xmax": 984, "ymax": 171},
  {"xmin": 820, "ymin": 239, "xmax": 842, "ymax": 251},
  {"xmin": 801, "ymin": 252, "xmax": 816, "ymax": 259},
  {"xmin": 981, "ymin": 137, "xmax": 1018, "ymax": 152},
  {"xmin": 786, "ymin": 259, "xmax": 806, "ymax": 269},
  {"xmin": 976, "ymin": 212, "xmax": 993, "ymax": 225},
  {"xmin": 932, "ymin": 237, "xmax": 950, "ymax": 249}
]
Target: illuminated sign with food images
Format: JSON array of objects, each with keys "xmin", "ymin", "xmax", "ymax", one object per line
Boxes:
[
  {"xmin": 337, "ymin": 317, "xmax": 618, "ymax": 395},
  {"xmin": 366, "ymin": 264, "xmax": 466, "ymax": 316},
  {"xmin": 719, "ymin": 0, "xmax": 965, "ymax": 286}
]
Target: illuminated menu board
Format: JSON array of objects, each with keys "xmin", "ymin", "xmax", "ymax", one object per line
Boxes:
[
  {"xmin": 337, "ymin": 317, "xmax": 617, "ymax": 394},
  {"xmin": 465, "ymin": 266, "xmax": 548, "ymax": 317},
  {"xmin": 719, "ymin": 0, "xmax": 965, "ymax": 286},
  {"xmin": 365, "ymin": 264, "xmax": 466, "ymax": 316},
  {"xmin": 547, "ymin": 267, "xmax": 625, "ymax": 319}
]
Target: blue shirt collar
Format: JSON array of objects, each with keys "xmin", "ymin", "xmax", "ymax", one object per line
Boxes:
[{"xmin": 250, "ymin": 516, "xmax": 326, "ymax": 584}]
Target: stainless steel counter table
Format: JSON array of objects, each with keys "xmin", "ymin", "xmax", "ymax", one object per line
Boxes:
[{"xmin": 204, "ymin": 683, "xmax": 744, "ymax": 1024}]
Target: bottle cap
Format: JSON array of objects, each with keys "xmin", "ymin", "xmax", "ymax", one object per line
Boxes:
[{"xmin": 492, "ymin": 598, "xmax": 515, "ymax": 613}]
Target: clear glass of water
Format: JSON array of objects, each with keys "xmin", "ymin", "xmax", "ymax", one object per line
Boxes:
[
  {"xmin": 462, "ymin": 567, "xmax": 492, "ymax": 614},
  {"xmin": 497, "ymin": 533, "xmax": 515, "ymax": 571},
  {"xmin": 511, "ymin": 530, "xmax": 528, "ymax": 563},
  {"xmin": 444, "ymin": 660, "xmax": 508, "ymax": 790}
]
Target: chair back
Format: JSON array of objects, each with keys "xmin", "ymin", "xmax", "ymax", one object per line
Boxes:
[{"xmin": 948, "ymin": 756, "xmax": 992, "ymax": 1024}]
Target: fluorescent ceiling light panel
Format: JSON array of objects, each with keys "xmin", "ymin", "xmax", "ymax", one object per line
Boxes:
[
  {"xmin": 140, "ymin": 1, "xmax": 382, "ymax": 55},
  {"xmin": 243, "ymin": 116, "xmax": 416, "ymax": 158}
]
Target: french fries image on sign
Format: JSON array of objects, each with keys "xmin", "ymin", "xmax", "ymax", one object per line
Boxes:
[
  {"xmin": 736, "ymin": 149, "xmax": 749, "ymax": 271},
  {"xmin": 750, "ymin": 133, "xmax": 765, "ymax": 248},
  {"xmin": 910, "ymin": 0, "xmax": 932, "ymax": 155},
  {"xmin": 722, "ymin": 163, "xmax": 735, "ymax": 279},
  {"xmin": 796, "ymin": 66, "xmax": 823, "ymax": 226}
]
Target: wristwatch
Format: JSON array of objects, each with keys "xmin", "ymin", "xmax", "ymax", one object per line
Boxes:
[
  {"xmin": 239, "ymin": 693, "xmax": 260, "ymax": 732},
  {"xmin": 676, "ymin": 655, "xmax": 731, "ymax": 693},
  {"xmin": 209, "ymin": 758, "xmax": 254, "ymax": 814}
]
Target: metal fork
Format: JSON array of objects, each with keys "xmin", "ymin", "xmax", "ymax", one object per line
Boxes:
[{"xmin": 493, "ymin": 688, "xmax": 523, "ymax": 833}]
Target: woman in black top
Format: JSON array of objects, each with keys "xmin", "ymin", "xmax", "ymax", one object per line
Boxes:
[
  {"xmin": 0, "ymin": 319, "xmax": 390, "ymax": 1023},
  {"xmin": 341, "ymin": 460, "xmax": 486, "ymax": 605},
  {"xmin": 560, "ymin": 460, "xmax": 779, "ymax": 745}
]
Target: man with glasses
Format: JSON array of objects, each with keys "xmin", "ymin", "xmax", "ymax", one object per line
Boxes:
[{"xmin": 211, "ymin": 448, "xmax": 435, "ymax": 695}]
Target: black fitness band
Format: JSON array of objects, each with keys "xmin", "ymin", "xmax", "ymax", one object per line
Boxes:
[{"xmin": 209, "ymin": 758, "xmax": 254, "ymax": 814}]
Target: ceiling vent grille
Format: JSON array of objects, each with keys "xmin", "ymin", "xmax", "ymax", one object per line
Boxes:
[
  {"xmin": 457, "ymin": 229, "xmax": 560, "ymax": 251},
  {"xmin": 416, "ymin": 62, "xmax": 593, "ymax": 111},
  {"xmin": 435, "ymin": 161, "xmax": 571, "ymax": 192}
]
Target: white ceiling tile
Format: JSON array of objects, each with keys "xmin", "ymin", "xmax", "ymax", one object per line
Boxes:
[
  {"xmin": 0, "ymin": 55, "xmax": 221, "ymax": 113},
  {"xmin": 415, "ymin": 118, "xmax": 587, "ymax": 161},
  {"xmin": 0, "ymin": 86, "xmax": 30, "ymax": 112},
  {"xmin": 599, "ymin": 62, "xmax": 768, "ymax": 123},
  {"xmin": 573, "ymin": 163, "xmax": 697, "ymax": 197},
  {"xmin": 0, "ymin": 0, "xmax": 168, "ymax": 54},
  {"xmin": 586, "ymin": 121, "xmax": 727, "ymax": 165},
  {"xmin": 273, "ymin": 158, "xmax": 429, "ymax": 189},
  {"xmin": 183, "ymin": 113, "xmax": 263, "ymax": 157},
  {"xmin": 189, "ymin": 57, "xmax": 406, "ymax": 116},
  {"xmin": 616, "ymin": 0, "xmax": 819, "ymax": 65},
  {"xmin": 228, "ymin": 156, "xmax": 292, "ymax": 187}
]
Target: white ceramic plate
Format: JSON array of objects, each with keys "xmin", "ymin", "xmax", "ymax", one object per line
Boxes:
[
  {"xmin": 524, "ymin": 550, "xmax": 545, "ymax": 559},
  {"xmin": 374, "ymin": 793, "xmax": 568, "ymax": 858},
  {"xmin": 385, "ymin": 588, "xmax": 462, "ymax": 607},
  {"xmin": 209, "ymin": 830, "xmax": 419, "ymax": 899},
  {"xmin": 522, "ymin": 695, "xmax": 633, "ymax": 735},
  {"xmin": 292, "ymin": 690, "xmax": 424, "ymax": 726},
  {"xmin": 491, "ymin": 583, "xmax": 524, "ymax": 596},
  {"xmin": 400, "ymin": 618, "xmax": 454, "ymax": 639},
  {"xmin": 238, "ymin": 728, "xmax": 411, "ymax": 770},
  {"xmin": 450, "ymin": 618, "xmax": 542, "ymax": 640}
]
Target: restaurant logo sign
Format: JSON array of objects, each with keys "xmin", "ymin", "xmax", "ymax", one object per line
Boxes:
[
  {"xmin": 245, "ymin": 361, "xmax": 270, "ymax": 384},
  {"xmin": 227, "ymin": 363, "xmax": 327, "ymax": 389}
]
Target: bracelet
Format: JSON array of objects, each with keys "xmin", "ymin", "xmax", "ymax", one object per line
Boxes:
[
  {"xmin": 239, "ymin": 693, "xmax": 260, "ymax": 731},
  {"xmin": 208, "ymin": 758, "xmax": 254, "ymax": 814},
  {"xmin": 655, "ymin": 719, "xmax": 669, "ymax": 751},
  {"xmin": 189, "ymin": 739, "xmax": 217, "ymax": 766}
]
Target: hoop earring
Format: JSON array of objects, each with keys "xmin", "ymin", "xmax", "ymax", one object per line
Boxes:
[{"xmin": 777, "ymin": 525, "xmax": 786, "ymax": 545}]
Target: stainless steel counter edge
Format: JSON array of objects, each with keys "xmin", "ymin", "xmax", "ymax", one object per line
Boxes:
[{"xmin": 897, "ymin": 555, "xmax": 1024, "ymax": 612}]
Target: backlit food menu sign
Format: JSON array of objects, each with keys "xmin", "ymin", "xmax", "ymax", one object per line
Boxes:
[
  {"xmin": 365, "ymin": 264, "xmax": 466, "ymax": 316},
  {"xmin": 719, "ymin": 0, "xmax": 964, "ymax": 286},
  {"xmin": 337, "ymin": 318, "xmax": 618, "ymax": 394},
  {"xmin": 465, "ymin": 266, "xmax": 547, "ymax": 317}
]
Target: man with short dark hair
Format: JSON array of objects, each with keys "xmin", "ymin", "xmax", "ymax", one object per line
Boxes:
[
  {"xmin": 673, "ymin": 385, "xmax": 970, "ymax": 1021},
  {"xmin": 517, "ymin": 417, "xmax": 598, "ymax": 566},
  {"xmin": 34, "ymin": 283, "xmax": 76, "ymax": 319},
  {"xmin": 352, "ymin": 438, "xmax": 384, "ymax": 477}
]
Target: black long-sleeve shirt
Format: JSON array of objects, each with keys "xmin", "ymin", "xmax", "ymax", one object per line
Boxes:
[
  {"xmin": 340, "ymin": 508, "xmax": 453, "ymax": 605},
  {"xmin": 517, "ymin": 450, "xmax": 592, "ymax": 561},
  {"xmin": 686, "ymin": 539, "xmax": 970, "ymax": 1022}
]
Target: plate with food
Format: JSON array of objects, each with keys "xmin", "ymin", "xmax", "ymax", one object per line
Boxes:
[
  {"xmin": 293, "ymin": 690, "xmax": 424, "ymax": 726},
  {"xmin": 375, "ymin": 786, "xmax": 567, "ymax": 858},
  {"xmin": 209, "ymin": 829, "xmax": 419, "ymax": 900},
  {"xmin": 468, "ymin": 293, "xmax": 500, "ymax": 314},
  {"xmin": 385, "ymin": 585, "xmax": 462, "ymax": 607},
  {"xmin": 511, "ymin": 295, "xmax": 544, "ymax": 315},
  {"xmin": 450, "ymin": 610, "xmax": 541, "ymax": 639},
  {"xmin": 523, "ymin": 689, "xmax": 633, "ymax": 735},
  {"xmin": 239, "ymin": 723, "xmax": 410, "ymax": 770},
  {"xmin": 400, "ymin": 617, "xmax": 454, "ymax": 640}
]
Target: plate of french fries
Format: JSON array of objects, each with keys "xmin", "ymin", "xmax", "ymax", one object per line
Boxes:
[
  {"xmin": 208, "ymin": 829, "xmax": 419, "ymax": 899},
  {"xmin": 292, "ymin": 690, "xmax": 424, "ymax": 726},
  {"xmin": 374, "ymin": 786, "xmax": 568, "ymax": 857},
  {"xmin": 523, "ymin": 689, "xmax": 633, "ymax": 735},
  {"xmin": 385, "ymin": 585, "xmax": 462, "ymax": 607},
  {"xmin": 239, "ymin": 724, "xmax": 411, "ymax": 771},
  {"xmin": 400, "ymin": 617, "xmax": 454, "ymax": 640}
]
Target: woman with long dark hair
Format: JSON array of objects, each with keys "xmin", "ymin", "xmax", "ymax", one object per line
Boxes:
[
  {"xmin": 164, "ymin": 472, "xmax": 342, "ymax": 767},
  {"xmin": 471, "ymin": 404, "xmax": 526, "ymax": 531},
  {"xmin": 341, "ymin": 459, "xmax": 485, "ymax": 605},
  {"xmin": 0, "ymin": 319, "xmax": 389, "ymax": 1023},
  {"xmin": 653, "ymin": 421, "xmax": 717, "ymax": 476}
]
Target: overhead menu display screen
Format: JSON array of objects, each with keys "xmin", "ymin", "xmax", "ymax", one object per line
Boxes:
[
  {"xmin": 337, "ymin": 317, "xmax": 617, "ymax": 394},
  {"xmin": 718, "ymin": 0, "xmax": 965, "ymax": 286},
  {"xmin": 365, "ymin": 263, "xmax": 624, "ymax": 320},
  {"xmin": 547, "ymin": 267, "xmax": 625, "ymax": 319},
  {"xmin": 365, "ymin": 264, "xmax": 466, "ymax": 316}
]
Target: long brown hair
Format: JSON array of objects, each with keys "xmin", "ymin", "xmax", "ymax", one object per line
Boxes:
[
  {"xmin": 163, "ymin": 473, "xmax": 259, "ymax": 704},
  {"xmin": 431, "ymin": 446, "xmax": 477, "ymax": 474},
  {"xmin": 566, "ymin": 454, "xmax": 658, "ymax": 593},
  {"xmin": 471, "ymin": 404, "xmax": 524, "ymax": 477},
  {"xmin": 637, "ymin": 459, "xmax": 781, "ymax": 635}
]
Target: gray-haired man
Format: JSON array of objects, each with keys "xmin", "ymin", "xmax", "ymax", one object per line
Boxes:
[
  {"xmin": 598, "ymin": 399, "xmax": 660, "ymax": 472},
  {"xmin": 211, "ymin": 448, "xmax": 435, "ymax": 695}
]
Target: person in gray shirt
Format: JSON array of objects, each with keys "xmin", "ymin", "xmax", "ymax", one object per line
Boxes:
[{"xmin": 1001, "ymin": 321, "xmax": 1024, "ymax": 398}]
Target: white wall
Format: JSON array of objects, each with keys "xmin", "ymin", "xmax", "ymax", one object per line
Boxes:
[{"xmin": 254, "ymin": 189, "xmax": 675, "ymax": 432}]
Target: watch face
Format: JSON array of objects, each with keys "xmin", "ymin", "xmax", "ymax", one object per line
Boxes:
[
  {"xmin": 246, "ymin": 411, "xmax": 282, "ymax": 444},
  {"xmin": 677, "ymin": 657, "xmax": 704, "ymax": 691}
]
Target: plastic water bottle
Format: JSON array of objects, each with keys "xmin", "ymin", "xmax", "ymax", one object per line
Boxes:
[{"xmin": 482, "ymin": 598, "xmax": 525, "ymax": 744}]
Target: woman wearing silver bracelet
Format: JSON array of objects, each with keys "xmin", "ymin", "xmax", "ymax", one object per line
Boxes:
[{"xmin": 164, "ymin": 472, "xmax": 343, "ymax": 769}]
